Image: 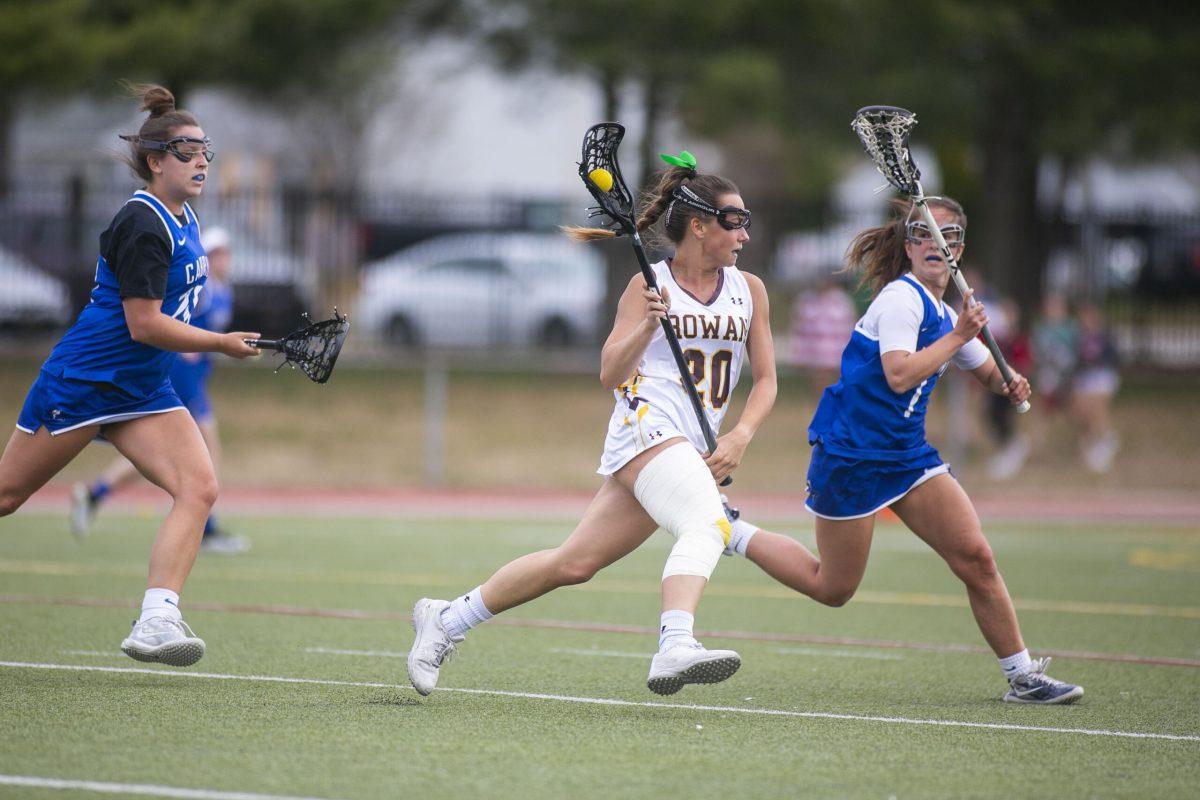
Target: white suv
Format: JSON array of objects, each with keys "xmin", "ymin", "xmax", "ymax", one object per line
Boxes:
[{"xmin": 355, "ymin": 232, "xmax": 606, "ymax": 348}]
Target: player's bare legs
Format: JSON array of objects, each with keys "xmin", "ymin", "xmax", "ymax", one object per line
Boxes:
[
  {"xmin": 479, "ymin": 478, "xmax": 657, "ymax": 613},
  {"xmin": 0, "ymin": 425, "xmax": 98, "ymax": 517},
  {"xmin": 105, "ymin": 410, "xmax": 217, "ymax": 592},
  {"xmin": 891, "ymin": 473, "xmax": 1024, "ymax": 657},
  {"xmin": 741, "ymin": 515, "xmax": 875, "ymax": 607}
]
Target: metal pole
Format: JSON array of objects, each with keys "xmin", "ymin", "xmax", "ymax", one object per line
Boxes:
[{"xmin": 423, "ymin": 355, "xmax": 448, "ymax": 487}]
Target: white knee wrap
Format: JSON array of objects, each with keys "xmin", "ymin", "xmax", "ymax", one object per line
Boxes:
[{"xmin": 633, "ymin": 442, "xmax": 731, "ymax": 580}]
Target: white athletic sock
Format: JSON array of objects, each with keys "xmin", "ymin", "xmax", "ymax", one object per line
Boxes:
[
  {"xmin": 727, "ymin": 518, "xmax": 759, "ymax": 557},
  {"xmin": 999, "ymin": 648, "xmax": 1033, "ymax": 680},
  {"xmin": 139, "ymin": 588, "xmax": 182, "ymax": 623},
  {"xmin": 440, "ymin": 586, "xmax": 493, "ymax": 640},
  {"xmin": 658, "ymin": 609, "xmax": 697, "ymax": 651}
]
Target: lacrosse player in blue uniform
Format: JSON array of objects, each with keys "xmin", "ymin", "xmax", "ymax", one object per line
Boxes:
[
  {"xmin": 0, "ymin": 84, "xmax": 259, "ymax": 666},
  {"xmin": 71, "ymin": 226, "xmax": 249, "ymax": 555},
  {"xmin": 721, "ymin": 197, "xmax": 1082, "ymax": 704}
]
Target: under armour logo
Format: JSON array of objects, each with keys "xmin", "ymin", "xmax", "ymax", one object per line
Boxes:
[{"xmin": 50, "ymin": 409, "xmax": 62, "ymax": 419}]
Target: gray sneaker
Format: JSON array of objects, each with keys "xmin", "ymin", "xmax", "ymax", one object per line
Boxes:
[
  {"xmin": 69, "ymin": 482, "xmax": 94, "ymax": 541},
  {"xmin": 1003, "ymin": 657, "xmax": 1084, "ymax": 704},
  {"xmin": 121, "ymin": 617, "xmax": 206, "ymax": 667},
  {"xmin": 200, "ymin": 532, "xmax": 250, "ymax": 555},
  {"xmin": 407, "ymin": 598, "xmax": 462, "ymax": 696},
  {"xmin": 647, "ymin": 642, "xmax": 741, "ymax": 695}
]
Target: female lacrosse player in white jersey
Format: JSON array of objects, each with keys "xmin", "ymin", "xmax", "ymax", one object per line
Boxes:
[
  {"xmin": 720, "ymin": 197, "xmax": 1082, "ymax": 704},
  {"xmin": 0, "ymin": 84, "xmax": 259, "ymax": 666},
  {"xmin": 408, "ymin": 157, "xmax": 777, "ymax": 697}
]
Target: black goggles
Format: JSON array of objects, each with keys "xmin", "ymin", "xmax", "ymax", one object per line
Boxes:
[
  {"xmin": 669, "ymin": 186, "xmax": 751, "ymax": 231},
  {"xmin": 126, "ymin": 135, "xmax": 215, "ymax": 164}
]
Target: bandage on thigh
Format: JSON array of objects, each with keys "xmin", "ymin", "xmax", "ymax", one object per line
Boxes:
[{"xmin": 632, "ymin": 442, "xmax": 731, "ymax": 580}]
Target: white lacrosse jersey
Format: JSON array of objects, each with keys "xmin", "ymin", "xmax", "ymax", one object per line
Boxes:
[{"xmin": 598, "ymin": 260, "xmax": 754, "ymax": 475}]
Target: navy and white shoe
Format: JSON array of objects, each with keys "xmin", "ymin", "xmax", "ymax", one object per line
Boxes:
[
  {"xmin": 720, "ymin": 495, "xmax": 740, "ymax": 557},
  {"xmin": 1003, "ymin": 657, "xmax": 1084, "ymax": 704}
]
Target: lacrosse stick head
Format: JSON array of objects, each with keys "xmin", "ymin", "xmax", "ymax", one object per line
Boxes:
[
  {"xmin": 271, "ymin": 309, "xmax": 349, "ymax": 384},
  {"xmin": 578, "ymin": 122, "xmax": 637, "ymax": 235},
  {"xmin": 851, "ymin": 106, "xmax": 922, "ymax": 196}
]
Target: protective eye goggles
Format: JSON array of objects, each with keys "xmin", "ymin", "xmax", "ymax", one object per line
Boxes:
[
  {"xmin": 122, "ymin": 135, "xmax": 215, "ymax": 164},
  {"xmin": 668, "ymin": 186, "xmax": 752, "ymax": 231},
  {"xmin": 905, "ymin": 220, "xmax": 966, "ymax": 248}
]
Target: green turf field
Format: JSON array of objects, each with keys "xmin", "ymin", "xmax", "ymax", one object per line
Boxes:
[{"xmin": 1, "ymin": 510, "xmax": 1198, "ymax": 799}]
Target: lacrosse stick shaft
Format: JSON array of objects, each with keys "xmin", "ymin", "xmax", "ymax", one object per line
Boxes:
[
  {"xmin": 912, "ymin": 194, "xmax": 1031, "ymax": 414},
  {"xmin": 245, "ymin": 339, "xmax": 281, "ymax": 350},
  {"xmin": 630, "ymin": 231, "xmax": 732, "ymax": 486}
]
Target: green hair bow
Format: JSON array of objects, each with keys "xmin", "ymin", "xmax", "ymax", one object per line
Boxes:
[{"xmin": 659, "ymin": 150, "xmax": 698, "ymax": 171}]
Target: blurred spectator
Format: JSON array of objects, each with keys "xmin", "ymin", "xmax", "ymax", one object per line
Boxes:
[
  {"xmin": 1072, "ymin": 303, "xmax": 1121, "ymax": 473},
  {"xmin": 961, "ymin": 269, "xmax": 1032, "ymax": 480},
  {"xmin": 1031, "ymin": 292, "xmax": 1078, "ymax": 416},
  {"xmin": 985, "ymin": 296, "xmax": 1034, "ymax": 480},
  {"xmin": 786, "ymin": 272, "xmax": 856, "ymax": 398}
]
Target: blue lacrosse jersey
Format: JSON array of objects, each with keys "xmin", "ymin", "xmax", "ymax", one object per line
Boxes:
[
  {"xmin": 808, "ymin": 275, "xmax": 954, "ymax": 462},
  {"xmin": 41, "ymin": 190, "xmax": 208, "ymax": 397},
  {"xmin": 179, "ymin": 277, "xmax": 233, "ymax": 373}
]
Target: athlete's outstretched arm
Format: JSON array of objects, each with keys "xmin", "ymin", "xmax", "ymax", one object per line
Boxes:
[
  {"xmin": 599, "ymin": 273, "xmax": 670, "ymax": 390},
  {"xmin": 704, "ymin": 273, "xmax": 776, "ymax": 482},
  {"xmin": 123, "ymin": 297, "xmax": 258, "ymax": 359}
]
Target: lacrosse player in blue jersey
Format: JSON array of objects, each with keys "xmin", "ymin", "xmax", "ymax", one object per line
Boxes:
[
  {"xmin": 0, "ymin": 84, "xmax": 260, "ymax": 666},
  {"xmin": 721, "ymin": 197, "xmax": 1082, "ymax": 704},
  {"xmin": 72, "ymin": 226, "xmax": 249, "ymax": 555}
]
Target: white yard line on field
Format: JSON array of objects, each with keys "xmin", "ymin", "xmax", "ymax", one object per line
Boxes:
[
  {"xmin": 0, "ymin": 774, "xmax": 342, "ymax": 800},
  {"xmin": 549, "ymin": 647, "xmax": 650, "ymax": 659},
  {"xmin": 771, "ymin": 646, "xmax": 906, "ymax": 660},
  {"xmin": 2, "ymin": 660, "xmax": 1197, "ymax": 743},
  {"xmin": 304, "ymin": 646, "xmax": 407, "ymax": 658}
]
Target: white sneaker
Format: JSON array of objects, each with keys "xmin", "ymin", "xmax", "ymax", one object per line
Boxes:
[
  {"xmin": 647, "ymin": 642, "xmax": 741, "ymax": 695},
  {"xmin": 200, "ymin": 532, "xmax": 251, "ymax": 555},
  {"xmin": 407, "ymin": 598, "xmax": 462, "ymax": 696},
  {"xmin": 120, "ymin": 616, "xmax": 206, "ymax": 667},
  {"xmin": 69, "ymin": 482, "xmax": 94, "ymax": 541}
]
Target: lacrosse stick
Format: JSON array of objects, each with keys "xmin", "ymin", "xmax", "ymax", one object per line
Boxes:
[
  {"xmin": 577, "ymin": 122, "xmax": 732, "ymax": 484},
  {"xmin": 245, "ymin": 309, "xmax": 349, "ymax": 385},
  {"xmin": 851, "ymin": 105, "xmax": 1030, "ymax": 413}
]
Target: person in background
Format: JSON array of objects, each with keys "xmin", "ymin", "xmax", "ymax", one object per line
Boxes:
[
  {"xmin": 71, "ymin": 227, "xmax": 248, "ymax": 554},
  {"xmin": 1072, "ymin": 302, "xmax": 1120, "ymax": 473},
  {"xmin": 786, "ymin": 270, "xmax": 857, "ymax": 400}
]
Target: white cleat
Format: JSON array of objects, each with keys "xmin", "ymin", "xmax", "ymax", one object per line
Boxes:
[
  {"xmin": 407, "ymin": 598, "xmax": 461, "ymax": 697},
  {"xmin": 121, "ymin": 617, "xmax": 205, "ymax": 667},
  {"xmin": 69, "ymin": 482, "xmax": 94, "ymax": 541},
  {"xmin": 200, "ymin": 532, "xmax": 251, "ymax": 555},
  {"xmin": 647, "ymin": 642, "xmax": 741, "ymax": 695}
]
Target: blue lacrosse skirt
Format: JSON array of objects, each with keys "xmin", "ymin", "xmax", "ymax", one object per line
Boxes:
[
  {"xmin": 805, "ymin": 442, "xmax": 951, "ymax": 520},
  {"xmin": 16, "ymin": 369, "xmax": 184, "ymax": 436}
]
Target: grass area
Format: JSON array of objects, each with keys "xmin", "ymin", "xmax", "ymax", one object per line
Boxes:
[
  {"xmin": 2, "ymin": 354, "xmax": 1199, "ymax": 493},
  {"xmin": 1, "ymin": 510, "xmax": 1198, "ymax": 799}
]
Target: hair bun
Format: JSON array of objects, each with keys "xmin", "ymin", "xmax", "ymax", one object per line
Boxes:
[{"xmin": 140, "ymin": 85, "xmax": 176, "ymax": 117}]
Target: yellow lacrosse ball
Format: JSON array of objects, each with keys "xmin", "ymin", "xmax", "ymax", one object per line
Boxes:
[{"xmin": 588, "ymin": 168, "xmax": 614, "ymax": 192}]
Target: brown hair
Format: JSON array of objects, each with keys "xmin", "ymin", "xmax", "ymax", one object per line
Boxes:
[
  {"xmin": 563, "ymin": 166, "xmax": 740, "ymax": 246},
  {"xmin": 844, "ymin": 196, "xmax": 967, "ymax": 296},
  {"xmin": 118, "ymin": 82, "xmax": 200, "ymax": 183}
]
